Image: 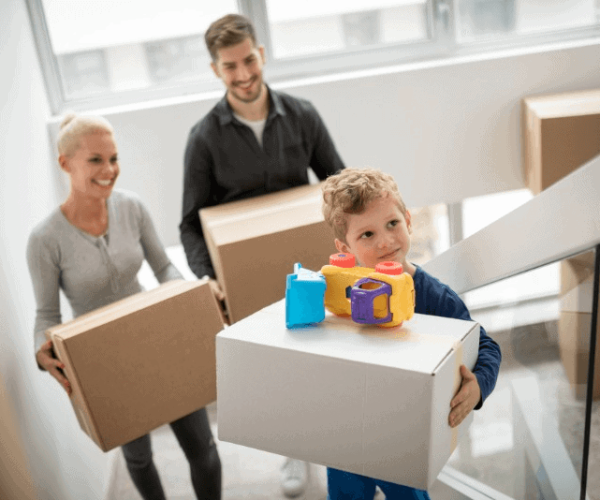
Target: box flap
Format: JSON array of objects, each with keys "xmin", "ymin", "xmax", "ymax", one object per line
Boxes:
[
  {"xmin": 200, "ymin": 183, "xmax": 322, "ymax": 220},
  {"xmin": 219, "ymin": 300, "xmax": 479, "ymax": 374},
  {"xmin": 47, "ymin": 280, "xmax": 202, "ymax": 340},
  {"xmin": 524, "ymin": 89, "xmax": 600, "ymax": 118},
  {"xmin": 201, "ymin": 193, "xmax": 324, "ymax": 246}
]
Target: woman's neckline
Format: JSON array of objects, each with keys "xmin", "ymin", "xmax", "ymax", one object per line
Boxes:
[{"xmin": 59, "ymin": 197, "xmax": 111, "ymax": 239}]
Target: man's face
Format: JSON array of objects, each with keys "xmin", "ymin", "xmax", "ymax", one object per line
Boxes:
[
  {"xmin": 211, "ymin": 37, "xmax": 266, "ymax": 105},
  {"xmin": 335, "ymin": 195, "xmax": 412, "ymax": 270}
]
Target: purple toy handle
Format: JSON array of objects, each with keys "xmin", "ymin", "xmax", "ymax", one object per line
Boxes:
[{"xmin": 350, "ymin": 278, "xmax": 392, "ymax": 324}]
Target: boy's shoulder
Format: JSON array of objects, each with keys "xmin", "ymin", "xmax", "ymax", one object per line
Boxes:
[
  {"xmin": 413, "ymin": 265, "xmax": 468, "ymax": 318},
  {"xmin": 413, "ymin": 265, "xmax": 455, "ymax": 294}
]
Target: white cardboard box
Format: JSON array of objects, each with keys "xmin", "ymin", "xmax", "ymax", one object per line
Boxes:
[{"xmin": 216, "ymin": 299, "xmax": 479, "ymax": 490}]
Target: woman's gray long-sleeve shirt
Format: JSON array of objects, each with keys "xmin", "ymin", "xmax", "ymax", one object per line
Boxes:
[{"xmin": 27, "ymin": 189, "xmax": 182, "ymax": 353}]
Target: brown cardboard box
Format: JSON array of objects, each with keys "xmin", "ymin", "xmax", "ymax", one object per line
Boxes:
[
  {"xmin": 46, "ymin": 280, "xmax": 225, "ymax": 451},
  {"xmin": 200, "ymin": 183, "xmax": 336, "ymax": 324},
  {"xmin": 523, "ymin": 89, "xmax": 600, "ymax": 194},
  {"xmin": 559, "ymin": 252, "xmax": 600, "ymax": 399}
]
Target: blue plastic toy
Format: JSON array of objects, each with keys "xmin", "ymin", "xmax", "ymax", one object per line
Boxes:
[{"xmin": 285, "ymin": 263, "xmax": 327, "ymax": 328}]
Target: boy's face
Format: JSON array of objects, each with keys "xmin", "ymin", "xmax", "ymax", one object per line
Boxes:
[{"xmin": 335, "ymin": 194, "xmax": 413, "ymax": 272}]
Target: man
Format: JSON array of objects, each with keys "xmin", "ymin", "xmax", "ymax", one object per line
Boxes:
[{"xmin": 179, "ymin": 13, "xmax": 345, "ymax": 498}]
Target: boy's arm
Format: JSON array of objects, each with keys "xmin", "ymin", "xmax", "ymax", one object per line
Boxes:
[
  {"xmin": 449, "ymin": 324, "xmax": 501, "ymax": 427},
  {"xmin": 420, "ymin": 280, "xmax": 502, "ymax": 408},
  {"xmin": 471, "ymin": 325, "xmax": 502, "ymax": 409},
  {"xmin": 414, "ymin": 267, "xmax": 502, "ymax": 428}
]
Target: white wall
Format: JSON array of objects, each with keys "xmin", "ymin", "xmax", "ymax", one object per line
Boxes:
[
  {"xmin": 1, "ymin": 2, "xmax": 114, "ymax": 499},
  {"xmin": 58, "ymin": 40, "xmax": 600, "ymax": 249}
]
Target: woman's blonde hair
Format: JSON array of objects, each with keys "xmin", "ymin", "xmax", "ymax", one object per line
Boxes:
[
  {"xmin": 57, "ymin": 113, "xmax": 114, "ymax": 158},
  {"xmin": 322, "ymin": 167, "xmax": 406, "ymax": 242}
]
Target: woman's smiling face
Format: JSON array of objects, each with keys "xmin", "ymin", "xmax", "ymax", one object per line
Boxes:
[{"xmin": 60, "ymin": 131, "xmax": 119, "ymax": 200}]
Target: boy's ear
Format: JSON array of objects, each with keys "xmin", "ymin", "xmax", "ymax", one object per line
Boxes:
[
  {"xmin": 405, "ymin": 210, "xmax": 412, "ymax": 234},
  {"xmin": 334, "ymin": 238, "xmax": 350, "ymax": 254}
]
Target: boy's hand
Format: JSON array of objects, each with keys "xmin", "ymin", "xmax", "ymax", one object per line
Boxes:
[{"xmin": 449, "ymin": 365, "xmax": 480, "ymax": 428}]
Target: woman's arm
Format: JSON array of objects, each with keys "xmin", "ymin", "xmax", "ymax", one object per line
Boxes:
[{"xmin": 26, "ymin": 231, "xmax": 71, "ymax": 395}]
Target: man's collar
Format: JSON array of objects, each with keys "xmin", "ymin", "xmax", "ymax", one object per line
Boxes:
[
  {"xmin": 267, "ymin": 86, "xmax": 286, "ymax": 119},
  {"xmin": 216, "ymin": 85, "xmax": 286, "ymax": 126}
]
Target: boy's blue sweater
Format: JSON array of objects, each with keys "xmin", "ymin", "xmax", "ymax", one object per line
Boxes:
[{"xmin": 413, "ymin": 266, "xmax": 501, "ymax": 409}]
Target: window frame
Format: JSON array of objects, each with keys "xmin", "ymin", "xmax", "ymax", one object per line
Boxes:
[{"xmin": 26, "ymin": 0, "xmax": 600, "ymax": 114}]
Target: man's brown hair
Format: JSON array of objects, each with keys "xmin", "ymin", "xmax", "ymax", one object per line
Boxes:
[
  {"xmin": 205, "ymin": 14, "xmax": 258, "ymax": 61},
  {"xmin": 322, "ymin": 168, "xmax": 407, "ymax": 242}
]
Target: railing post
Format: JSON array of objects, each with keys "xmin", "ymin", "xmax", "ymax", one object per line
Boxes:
[{"xmin": 580, "ymin": 244, "xmax": 600, "ymax": 500}]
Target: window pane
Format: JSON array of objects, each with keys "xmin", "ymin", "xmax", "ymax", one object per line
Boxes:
[
  {"xmin": 406, "ymin": 203, "xmax": 450, "ymax": 266},
  {"xmin": 265, "ymin": 0, "xmax": 431, "ymax": 59},
  {"xmin": 441, "ymin": 251, "xmax": 598, "ymax": 498},
  {"xmin": 40, "ymin": 0, "xmax": 237, "ymax": 100},
  {"xmin": 457, "ymin": 0, "xmax": 600, "ymax": 43}
]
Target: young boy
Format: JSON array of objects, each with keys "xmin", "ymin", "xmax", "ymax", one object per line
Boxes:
[{"xmin": 321, "ymin": 168, "xmax": 501, "ymax": 500}]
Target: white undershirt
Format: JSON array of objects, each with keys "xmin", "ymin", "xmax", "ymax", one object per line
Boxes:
[{"xmin": 233, "ymin": 113, "xmax": 267, "ymax": 148}]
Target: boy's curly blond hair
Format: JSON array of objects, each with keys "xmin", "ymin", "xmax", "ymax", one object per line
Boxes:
[{"xmin": 322, "ymin": 168, "xmax": 406, "ymax": 242}]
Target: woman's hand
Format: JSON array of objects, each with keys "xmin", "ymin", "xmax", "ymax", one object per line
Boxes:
[{"xmin": 36, "ymin": 340, "xmax": 72, "ymax": 396}]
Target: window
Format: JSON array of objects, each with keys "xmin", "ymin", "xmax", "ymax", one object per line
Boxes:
[
  {"xmin": 26, "ymin": 0, "xmax": 600, "ymax": 113},
  {"xmin": 265, "ymin": 1, "xmax": 430, "ymax": 58},
  {"xmin": 456, "ymin": 0, "xmax": 600, "ymax": 43},
  {"xmin": 28, "ymin": 0, "xmax": 237, "ymax": 110}
]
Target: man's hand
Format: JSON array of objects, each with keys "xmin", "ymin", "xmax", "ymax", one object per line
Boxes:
[
  {"xmin": 36, "ymin": 340, "xmax": 72, "ymax": 396},
  {"xmin": 203, "ymin": 277, "xmax": 231, "ymax": 324},
  {"xmin": 206, "ymin": 278, "xmax": 225, "ymax": 302},
  {"xmin": 449, "ymin": 365, "xmax": 480, "ymax": 428}
]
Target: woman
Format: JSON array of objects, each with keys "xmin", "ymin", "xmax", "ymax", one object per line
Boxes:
[{"xmin": 27, "ymin": 114, "xmax": 221, "ymax": 500}]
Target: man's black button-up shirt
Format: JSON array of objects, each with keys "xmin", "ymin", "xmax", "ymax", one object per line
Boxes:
[{"xmin": 180, "ymin": 87, "xmax": 345, "ymax": 279}]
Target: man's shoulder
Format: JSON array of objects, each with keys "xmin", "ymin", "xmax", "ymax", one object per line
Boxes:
[
  {"xmin": 271, "ymin": 88, "xmax": 316, "ymax": 117},
  {"xmin": 188, "ymin": 97, "xmax": 227, "ymax": 140}
]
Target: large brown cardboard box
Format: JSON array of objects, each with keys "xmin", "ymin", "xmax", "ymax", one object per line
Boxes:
[
  {"xmin": 523, "ymin": 89, "xmax": 600, "ymax": 194},
  {"xmin": 559, "ymin": 252, "xmax": 600, "ymax": 399},
  {"xmin": 46, "ymin": 280, "xmax": 225, "ymax": 451},
  {"xmin": 200, "ymin": 183, "xmax": 336, "ymax": 324}
]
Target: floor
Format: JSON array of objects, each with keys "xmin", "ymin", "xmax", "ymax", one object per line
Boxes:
[{"xmin": 111, "ymin": 402, "xmax": 329, "ymax": 500}]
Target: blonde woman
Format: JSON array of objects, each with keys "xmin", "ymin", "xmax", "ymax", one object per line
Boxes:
[{"xmin": 27, "ymin": 114, "xmax": 221, "ymax": 500}]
